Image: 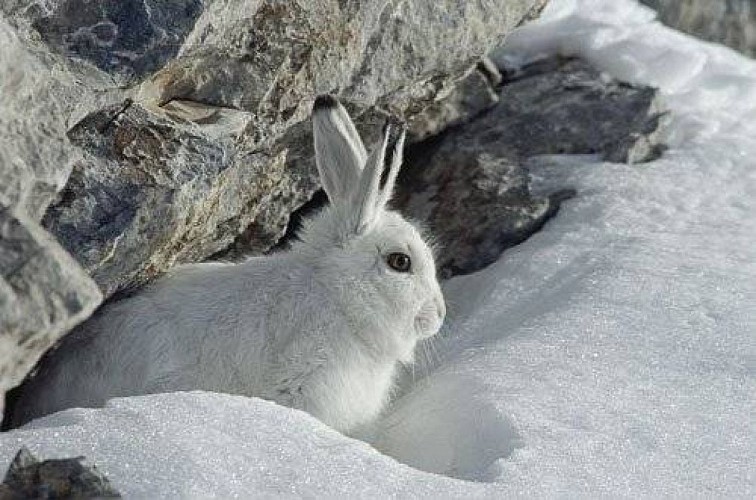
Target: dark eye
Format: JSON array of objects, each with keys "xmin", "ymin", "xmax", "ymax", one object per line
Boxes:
[{"xmin": 386, "ymin": 252, "xmax": 411, "ymax": 273}]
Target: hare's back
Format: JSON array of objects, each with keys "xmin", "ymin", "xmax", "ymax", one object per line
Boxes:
[{"xmin": 12, "ymin": 257, "xmax": 288, "ymax": 425}]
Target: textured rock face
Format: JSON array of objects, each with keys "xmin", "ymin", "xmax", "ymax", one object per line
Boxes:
[
  {"xmin": 32, "ymin": 0, "xmax": 204, "ymax": 83},
  {"xmin": 408, "ymin": 58, "xmax": 503, "ymax": 142},
  {"xmin": 398, "ymin": 149, "xmax": 553, "ymax": 278},
  {"xmin": 0, "ymin": 16, "xmax": 105, "ymax": 405},
  {"xmin": 493, "ymin": 58, "xmax": 665, "ymax": 163},
  {"xmin": 1, "ymin": 0, "xmax": 547, "ymax": 296},
  {"xmin": 641, "ymin": 0, "xmax": 756, "ymax": 57},
  {"xmin": 0, "ymin": 17, "xmax": 102, "ymax": 220},
  {"xmin": 41, "ymin": 100, "xmax": 296, "ymax": 295},
  {"xmin": 0, "ymin": 208, "xmax": 102, "ymax": 397},
  {"xmin": 395, "ymin": 58, "xmax": 665, "ymax": 277},
  {"xmin": 0, "ymin": 447, "xmax": 120, "ymax": 498}
]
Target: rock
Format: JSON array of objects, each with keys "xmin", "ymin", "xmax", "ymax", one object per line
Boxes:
[
  {"xmin": 135, "ymin": 0, "xmax": 549, "ymax": 114},
  {"xmin": 31, "ymin": 0, "xmax": 203, "ymax": 84},
  {"xmin": 41, "ymin": 99, "xmax": 302, "ymax": 296},
  {"xmin": 396, "ymin": 149, "xmax": 555, "ymax": 278},
  {"xmin": 494, "ymin": 57, "xmax": 665, "ymax": 163},
  {"xmin": 1, "ymin": 0, "xmax": 548, "ymax": 296},
  {"xmin": 395, "ymin": 57, "xmax": 665, "ymax": 277},
  {"xmin": 0, "ymin": 17, "xmax": 112, "ymax": 220},
  {"xmin": 640, "ymin": 0, "xmax": 756, "ymax": 58},
  {"xmin": 0, "ymin": 208, "xmax": 102, "ymax": 399},
  {"xmin": 408, "ymin": 58, "xmax": 503, "ymax": 142},
  {"xmin": 0, "ymin": 447, "xmax": 120, "ymax": 499}
]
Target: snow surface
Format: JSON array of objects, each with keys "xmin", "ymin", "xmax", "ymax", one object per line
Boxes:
[{"xmin": 2, "ymin": 0, "xmax": 755, "ymax": 496}]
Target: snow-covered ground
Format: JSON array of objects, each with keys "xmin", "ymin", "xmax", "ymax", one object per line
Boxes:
[{"xmin": 2, "ymin": 0, "xmax": 755, "ymax": 496}]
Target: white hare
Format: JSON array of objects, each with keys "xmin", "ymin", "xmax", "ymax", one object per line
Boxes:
[{"xmin": 11, "ymin": 96, "xmax": 446, "ymax": 434}]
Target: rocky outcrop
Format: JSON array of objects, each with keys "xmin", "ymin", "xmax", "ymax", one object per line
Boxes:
[
  {"xmin": 41, "ymin": 99, "xmax": 287, "ymax": 295},
  {"xmin": 0, "ymin": 16, "xmax": 107, "ymax": 221},
  {"xmin": 407, "ymin": 58, "xmax": 503, "ymax": 142},
  {"xmin": 492, "ymin": 57, "xmax": 665, "ymax": 163},
  {"xmin": 0, "ymin": 447, "xmax": 120, "ymax": 498},
  {"xmin": 0, "ymin": 208, "xmax": 101, "ymax": 405},
  {"xmin": 0, "ymin": 16, "xmax": 107, "ymax": 401},
  {"xmin": 641, "ymin": 0, "xmax": 756, "ymax": 58},
  {"xmin": 1, "ymin": 0, "xmax": 548, "ymax": 296},
  {"xmin": 395, "ymin": 57, "xmax": 665, "ymax": 277},
  {"xmin": 0, "ymin": 0, "xmax": 548, "ymax": 400}
]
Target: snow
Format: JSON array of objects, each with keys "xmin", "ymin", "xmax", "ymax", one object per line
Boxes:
[
  {"xmin": 0, "ymin": 393, "xmax": 476, "ymax": 498},
  {"xmin": 2, "ymin": 0, "xmax": 755, "ymax": 496}
]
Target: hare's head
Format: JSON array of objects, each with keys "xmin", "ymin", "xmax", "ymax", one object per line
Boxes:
[{"xmin": 295, "ymin": 95, "xmax": 445, "ymax": 362}]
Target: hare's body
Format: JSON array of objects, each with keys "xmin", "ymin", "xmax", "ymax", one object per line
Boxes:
[
  {"xmin": 16, "ymin": 252, "xmax": 397, "ymax": 431},
  {"xmin": 12, "ymin": 96, "xmax": 445, "ymax": 434}
]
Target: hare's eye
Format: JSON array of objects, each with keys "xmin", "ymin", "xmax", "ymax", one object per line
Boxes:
[{"xmin": 386, "ymin": 252, "xmax": 411, "ymax": 273}]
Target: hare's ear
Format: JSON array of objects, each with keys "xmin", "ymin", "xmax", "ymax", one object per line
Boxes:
[
  {"xmin": 312, "ymin": 95, "xmax": 368, "ymax": 205},
  {"xmin": 378, "ymin": 125, "xmax": 406, "ymax": 208},
  {"xmin": 352, "ymin": 123, "xmax": 407, "ymax": 234}
]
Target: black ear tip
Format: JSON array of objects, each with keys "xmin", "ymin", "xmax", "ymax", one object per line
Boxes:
[
  {"xmin": 381, "ymin": 120, "xmax": 391, "ymax": 137},
  {"xmin": 383, "ymin": 116, "xmax": 406, "ymax": 135},
  {"xmin": 382, "ymin": 117, "xmax": 407, "ymax": 148},
  {"xmin": 395, "ymin": 121, "xmax": 408, "ymax": 136},
  {"xmin": 314, "ymin": 94, "xmax": 339, "ymax": 111}
]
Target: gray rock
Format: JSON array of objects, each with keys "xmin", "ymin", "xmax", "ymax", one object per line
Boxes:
[
  {"xmin": 41, "ymin": 99, "xmax": 305, "ymax": 296},
  {"xmin": 493, "ymin": 57, "xmax": 665, "ymax": 163},
  {"xmin": 135, "ymin": 0, "xmax": 549, "ymax": 113},
  {"xmin": 3, "ymin": 0, "xmax": 546, "ymax": 296},
  {"xmin": 0, "ymin": 16, "xmax": 112, "ymax": 220},
  {"xmin": 396, "ymin": 149, "xmax": 554, "ymax": 278},
  {"xmin": 395, "ymin": 57, "xmax": 665, "ymax": 277},
  {"xmin": 36, "ymin": 0, "xmax": 203, "ymax": 84},
  {"xmin": 0, "ymin": 447, "xmax": 120, "ymax": 498},
  {"xmin": 0, "ymin": 208, "xmax": 102, "ymax": 397},
  {"xmin": 641, "ymin": 0, "xmax": 756, "ymax": 58},
  {"xmin": 226, "ymin": 57, "xmax": 507, "ymax": 259},
  {"xmin": 408, "ymin": 58, "xmax": 502, "ymax": 142}
]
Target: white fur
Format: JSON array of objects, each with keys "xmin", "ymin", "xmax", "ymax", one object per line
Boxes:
[{"xmin": 13, "ymin": 97, "xmax": 446, "ymax": 435}]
